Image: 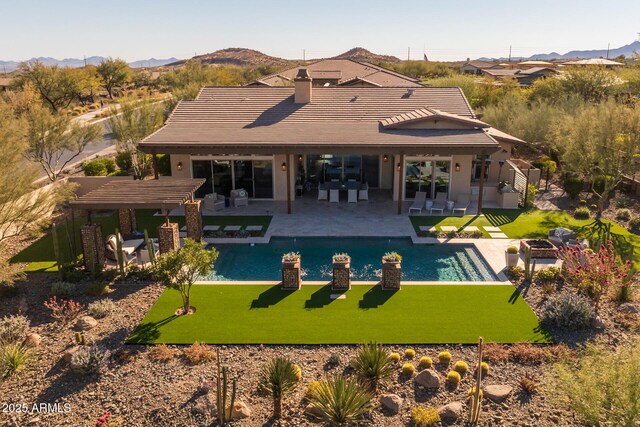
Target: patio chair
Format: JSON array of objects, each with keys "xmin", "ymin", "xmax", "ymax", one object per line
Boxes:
[
  {"xmin": 318, "ymin": 184, "xmax": 328, "ymax": 200},
  {"xmin": 430, "ymin": 192, "xmax": 448, "ymax": 214},
  {"xmin": 329, "ymin": 189, "xmax": 339, "ymax": 203},
  {"xmin": 203, "ymin": 192, "xmax": 226, "ymax": 211},
  {"xmin": 408, "ymin": 191, "xmax": 427, "ymax": 214},
  {"xmin": 359, "ymin": 182, "xmax": 369, "ymax": 201},
  {"xmin": 348, "ymin": 188, "xmax": 358, "ymax": 203},
  {"xmin": 105, "ymin": 234, "xmax": 140, "ymax": 264},
  {"xmin": 452, "ymin": 193, "xmax": 470, "ymax": 215},
  {"xmin": 230, "ymin": 188, "xmax": 249, "ymax": 207}
]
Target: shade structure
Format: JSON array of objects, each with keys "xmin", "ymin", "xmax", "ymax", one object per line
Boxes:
[{"xmin": 69, "ymin": 178, "xmax": 205, "ymax": 210}]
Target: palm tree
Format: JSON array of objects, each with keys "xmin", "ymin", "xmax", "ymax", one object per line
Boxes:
[
  {"xmin": 259, "ymin": 357, "xmax": 299, "ymax": 418},
  {"xmin": 307, "ymin": 375, "xmax": 374, "ymax": 424},
  {"xmin": 350, "ymin": 342, "xmax": 394, "ymax": 392}
]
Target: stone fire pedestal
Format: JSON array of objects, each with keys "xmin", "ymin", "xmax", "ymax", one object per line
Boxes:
[
  {"xmin": 80, "ymin": 224, "xmax": 105, "ymax": 272},
  {"xmin": 158, "ymin": 222, "xmax": 180, "ymax": 254},
  {"xmin": 184, "ymin": 200, "xmax": 203, "ymax": 242},
  {"xmin": 381, "ymin": 261, "xmax": 401, "ymax": 290},
  {"xmin": 118, "ymin": 208, "xmax": 137, "ymax": 238},
  {"xmin": 282, "ymin": 259, "xmax": 301, "ymax": 290}
]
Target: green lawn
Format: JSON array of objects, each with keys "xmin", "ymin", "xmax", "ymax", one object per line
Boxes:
[
  {"xmin": 128, "ymin": 284, "xmax": 551, "ymax": 345},
  {"xmin": 11, "ymin": 211, "xmax": 271, "ymax": 272}
]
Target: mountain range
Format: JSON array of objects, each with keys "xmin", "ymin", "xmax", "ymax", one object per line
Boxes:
[
  {"xmin": 479, "ymin": 40, "xmax": 640, "ymax": 62},
  {"xmin": 0, "ymin": 56, "xmax": 179, "ymax": 72}
]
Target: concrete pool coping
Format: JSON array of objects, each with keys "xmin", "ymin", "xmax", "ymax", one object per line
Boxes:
[{"xmin": 195, "ymin": 280, "xmax": 513, "ymax": 285}]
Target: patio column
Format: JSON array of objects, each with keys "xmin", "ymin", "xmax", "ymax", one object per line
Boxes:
[
  {"xmin": 286, "ymin": 154, "xmax": 292, "ymax": 214},
  {"xmin": 152, "ymin": 153, "xmax": 159, "ymax": 180},
  {"xmin": 477, "ymin": 150, "xmax": 486, "ymax": 215},
  {"xmin": 80, "ymin": 223, "xmax": 105, "ymax": 272},
  {"xmin": 118, "ymin": 208, "xmax": 136, "ymax": 238},
  {"xmin": 158, "ymin": 221, "xmax": 180, "ymax": 254},
  {"xmin": 184, "ymin": 200, "xmax": 203, "ymax": 242},
  {"xmin": 397, "ymin": 154, "xmax": 404, "ymax": 215}
]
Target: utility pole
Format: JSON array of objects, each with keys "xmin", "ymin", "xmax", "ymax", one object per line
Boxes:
[
  {"xmin": 508, "ymin": 45, "xmax": 512, "ymax": 64},
  {"xmin": 84, "ymin": 55, "xmax": 87, "ymax": 67},
  {"xmin": 606, "ymin": 42, "xmax": 610, "ymax": 59},
  {"xmin": 303, "ymin": 48, "xmax": 305, "ymax": 63},
  {"xmin": 407, "ymin": 46, "xmax": 410, "ymax": 61}
]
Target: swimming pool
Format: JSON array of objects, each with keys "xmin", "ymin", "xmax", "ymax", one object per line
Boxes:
[{"xmin": 204, "ymin": 237, "xmax": 497, "ymax": 282}]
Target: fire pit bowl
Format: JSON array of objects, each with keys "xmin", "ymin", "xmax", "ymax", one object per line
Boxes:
[{"xmin": 520, "ymin": 239, "xmax": 558, "ymax": 259}]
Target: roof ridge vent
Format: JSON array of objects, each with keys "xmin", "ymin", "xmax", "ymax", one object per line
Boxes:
[{"xmin": 350, "ymin": 95, "xmax": 359, "ymax": 102}]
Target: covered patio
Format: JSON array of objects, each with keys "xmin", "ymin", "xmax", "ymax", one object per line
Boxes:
[{"xmin": 69, "ymin": 178, "xmax": 205, "ymax": 270}]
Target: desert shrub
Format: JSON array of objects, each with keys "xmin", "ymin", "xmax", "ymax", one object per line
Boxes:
[
  {"xmin": 70, "ymin": 345, "xmax": 110, "ymax": 375},
  {"xmin": 592, "ymin": 175, "xmax": 614, "ymax": 195},
  {"xmin": 536, "ymin": 267, "xmax": 560, "ymax": 284},
  {"xmin": 50, "ymin": 281, "xmax": 76, "ymax": 297},
  {"xmin": 259, "ymin": 357, "xmax": 299, "ymax": 418},
  {"xmin": 388, "ymin": 352, "xmax": 401, "ymax": 363},
  {"xmin": 293, "ymin": 363, "xmax": 302, "ymax": 380},
  {"xmin": 542, "ymin": 293, "xmax": 595, "ymax": 330},
  {"xmin": 446, "ymin": 370, "xmax": 461, "ymax": 387},
  {"xmin": 0, "ymin": 283, "xmax": 18, "ymax": 299},
  {"xmin": 437, "ymin": 351, "xmax": 452, "ymax": 365},
  {"xmin": 404, "ymin": 348, "xmax": 415, "ymax": 359},
  {"xmin": 510, "ymin": 343, "xmax": 550, "ymax": 364},
  {"xmin": 628, "ymin": 217, "xmax": 640, "ymax": 233},
  {"xmin": 550, "ymin": 340, "xmax": 640, "ymax": 426},
  {"xmin": 411, "ymin": 406, "xmax": 441, "ymax": 427},
  {"xmin": 382, "ymin": 252, "xmax": 402, "ymax": 262},
  {"xmin": 44, "ymin": 296, "xmax": 82, "ymax": 327},
  {"xmin": 401, "ymin": 363, "xmax": 416, "ymax": 376},
  {"xmin": 0, "ymin": 314, "xmax": 30, "ymax": 344},
  {"xmin": 506, "ymin": 266, "xmax": 524, "ymax": 280},
  {"xmin": 148, "ymin": 344, "xmax": 175, "ymax": 362},
  {"xmin": 547, "ymin": 344, "xmax": 576, "ymax": 362},
  {"xmin": 525, "ymin": 183, "xmax": 538, "ymax": 208},
  {"xmin": 0, "ymin": 342, "xmax": 35, "ymax": 377},
  {"xmin": 183, "ymin": 342, "xmax": 214, "ymax": 365},
  {"xmin": 563, "ymin": 176, "xmax": 584, "ymax": 200},
  {"xmin": 157, "ymin": 154, "xmax": 171, "ymax": 176},
  {"xmin": 87, "ymin": 299, "xmax": 115, "ymax": 319},
  {"xmin": 519, "ymin": 373, "xmax": 538, "ymax": 395},
  {"xmin": 616, "ymin": 195, "xmax": 632, "ymax": 208},
  {"xmin": 305, "ymin": 380, "xmax": 322, "ymax": 400},
  {"xmin": 306, "ymin": 375, "xmax": 374, "ymax": 424},
  {"xmin": 82, "ymin": 159, "xmax": 115, "ymax": 176},
  {"xmin": 574, "ymin": 206, "xmax": 590, "ymax": 219},
  {"xmin": 86, "ymin": 282, "xmax": 110, "ymax": 297},
  {"xmin": 616, "ymin": 209, "xmax": 631, "ymax": 221},
  {"xmin": 453, "ymin": 360, "xmax": 469, "ymax": 375},
  {"xmin": 351, "ymin": 342, "xmax": 394, "ymax": 392},
  {"xmin": 482, "ymin": 343, "xmax": 509, "ymax": 363},
  {"xmin": 418, "ymin": 356, "xmax": 433, "ymax": 369},
  {"xmin": 112, "ymin": 348, "xmax": 136, "ymax": 365},
  {"xmin": 327, "ymin": 353, "xmax": 341, "ymax": 365},
  {"xmin": 115, "ymin": 151, "xmax": 132, "ymax": 173},
  {"xmin": 614, "ymin": 282, "xmax": 634, "ymax": 303}
]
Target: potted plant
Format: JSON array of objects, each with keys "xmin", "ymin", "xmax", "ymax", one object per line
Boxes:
[
  {"xmin": 281, "ymin": 252, "xmax": 301, "ymax": 290},
  {"xmin": 505, "ymin": 245, "xmax": 519, "ymax": 267},
  {"xmin": 332, "ymin": 253, "xmax": 351, "ymax": 290},
  {"xmin": 381, "ymin": 252, "xmax": 402, "ymax": 290}
]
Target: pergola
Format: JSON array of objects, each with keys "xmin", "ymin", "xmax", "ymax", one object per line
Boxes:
[{"xmin": 69, "ymin": 178, "xmax": 205, "ymax": 271}]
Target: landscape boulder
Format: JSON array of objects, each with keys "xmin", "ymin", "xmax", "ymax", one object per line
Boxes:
[
  {"xmin": 231, "ymin": 401, "xmax": 251, "ymax": 420},
  {"xmin": 438, "ymin": 401, "xmax": 464, "ymax": 419},
  {"xmin": 484, "ymin": 385, "xmax": 513, "ymax": 403},
  {"xmin": 380, "ymin": 394, "xmax": 403, "ymax": 414},
  {"xmin": 75, "ymin": 316, "xmax": 98, "ymax": 331},
  {"xmin": 24, "ymin": 333, "xmax": 42, "ymax": 348},
  {"xmin": 62, "ymin": 346, "xmax": 81, "ymax": 364},
  {"xmin": 304, "ymin": 404, "xmax": 324, "ymax": 419},
  {"xmin": 414, "ymin": 369, "xmax": 441, "ymax": 389},
  {"xmin": 618, "ymin": 303, "xmax": 638, "ymax": 314}
]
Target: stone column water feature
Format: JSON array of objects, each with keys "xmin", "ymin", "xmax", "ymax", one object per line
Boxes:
[
  {"xmin": 332, "ymin": 255, "xmax": 351, "ymax": 290},
  {"xmin": 281, "ymin": 254, "xmax": 301, "ymax": 290},
  {"xmin": 158, "ymin": 222, "xmax": 180, "ymax": 254},
  {"xmin": 118, "ymin": 208, "xmax": 136, "ymax": 238},
  {"xmin": 184, "ymin": 200, "xmax": 203, "ymax": 242},
  {"xmin": 381, "ymin": 260, "xmax": 401, "ymax": 290},
  {"xmin": 80, "ymin": 224, "xmax": 104, "ymax": 272}
]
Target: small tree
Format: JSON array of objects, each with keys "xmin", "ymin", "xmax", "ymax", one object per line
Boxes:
[
  {"xmin": 560, "ymin": 241, "xmax": 634, "ymax": 314},
  {"xmin": 96, "ymin": 57, "xmax": 132, "ymax": 99},
  {"xmin": 14, "ymin": 61, "xmax": 81, "ymax": 112},
  {"xmin": 151, "ymin": 238, "xmax": 218, "ymax": 315},
  {"xmin": 541, "ymin": 159, "xmax": 557, "ymax": 192}
]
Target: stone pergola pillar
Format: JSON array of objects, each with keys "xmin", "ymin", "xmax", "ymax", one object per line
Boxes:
[
  {"xmin": 184, "ymin": 200, "xmax": 203, "ymax": 242},
  {"xmin": 158, "ymin": 222, "xmax": 180, "ymax": 254},
  {"xmin": 80, "ymin": 224, "xmax": 105, "ymax": 272},
  {"xmin": 118, "ymin": 208, "xmax": 137, "ymax": 238}
]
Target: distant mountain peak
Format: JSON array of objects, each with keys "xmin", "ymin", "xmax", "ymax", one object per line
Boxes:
[{"xmin": 333, "ymin": 47, "xmax": 401, "ymax": 63}]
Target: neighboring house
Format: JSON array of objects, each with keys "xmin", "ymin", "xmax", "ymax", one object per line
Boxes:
[
  {"xmin": 482, "ymin": 67, "xmax": 559, "ymax": 86},
  {"xmin": 0, "ymin": 77, "xmax": 12, "ymax": 91},
  {"xmin": 561, "ymin": 58, "xmax": 624, "ymax": 68},
  {"xmin": 141, "ymin": 69, "xmax": 531, "ymax": 210},
  {"xmin": 460, "ymin": 60, "xmax": 502, "ymax": 75},
  {"xmin": 516, "ymin": 60, "xmax": 555, "ymax": 69},
  {"xmin": 247, "ymin": 59, "xmax": 422, "ymax": 87}
]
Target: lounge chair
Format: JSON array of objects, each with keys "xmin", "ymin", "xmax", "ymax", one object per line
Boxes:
[
  {"xmin": 452, "ymin": 194, "xmax": 470, "ymax": 215},
  {"xmin": 203, "ymin": 192, "xmax": 225, "ymax": 211},
  {"xmin": 359, "ymin": 183, "xmax": 369, "ymax": 201},
  {"xmin": 430, "ymin": 192, "xmax": 448, "ymax": 214},
  {"xmin": 318, "ymin": 184, "xmax": 328, "ymax": 200},
  {"xmin": 230, "ymin": 189, "xmax": 249, "ymax": 207},
  {"xmin": 138, "ymin": 240, "xmax": 159, "ymax": 265},
  {"xmin": 329, "ymin": 189, "xmax": 339, "ymax": 203},
  {"xmin": 105, "ymin": 234, "xmax": 141, "ymax": 264},
  {"xmin": 348, "ymin": 188, "xmax": 358, "ymax": 203},
  {"xmin": 409, "ymin": 191, "xmax": 427, "ymax": 214}
]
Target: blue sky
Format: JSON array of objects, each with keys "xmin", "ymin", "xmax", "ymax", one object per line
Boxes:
[{"xmin": 2, "ymin": 0, "xmax": 639, "ymax": 61}]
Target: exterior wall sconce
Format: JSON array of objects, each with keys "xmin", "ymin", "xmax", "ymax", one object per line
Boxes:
[
  {"xmin": 297, "ymin": 154, "xmax": 303, "ymax": 162},
  {"xmin": 396, "ymin": 162, "xmax": 401, "ymax": 172},
  {"xmin": 383, "ymin": 154, "xmax": 389, "ymax": 162},
  {"xmin": 455, "ymin": 162, "xmax": 460, "ymax": 172},
  {"xmin": 281, "ymin": 162, "xmax": 287, "ymax": 171},
  {"xmin": 176, "ymin": 162, "xmax": 183, "ymax": 171}
]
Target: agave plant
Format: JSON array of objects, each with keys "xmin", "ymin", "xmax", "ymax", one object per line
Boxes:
[
  {"xmin": 259, "ymin": 357, "xmax": 299, "ymax": 419},
  {"xmin": 351, "ymin": 342, "xmax": 394, "ymax": 392},
  {"xmin": 0, "ymin": 342, "xmax": 35, "ymax": 378},
  {"xmin": 307, "ymin": 375, "xmax": 374, "ymax": 424}
]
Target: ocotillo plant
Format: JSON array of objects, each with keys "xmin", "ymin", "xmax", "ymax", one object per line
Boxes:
[
  {"xmin": 216, "ymin": 351, "xmax": 237, "ymax": 425},
  {"xmin": 523, "ymin": 246, "xmax": 536, "ymax": 283},
  {"xmin": 143, "ymin": 229, "xmax": 155, "ymax": 265},
  {"xmin": 52, "ymin": 223, "xmax": 64, "ymax": 281},
  {"xmin": 467, "ymin": 336, "xmax": 484, "ymax": 425},
  {"xmin": 64, "ymin": 218, "xmax": 75, "ymax": 263}
]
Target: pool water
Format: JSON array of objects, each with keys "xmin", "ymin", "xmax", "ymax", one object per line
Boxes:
[{"xmin": 205, "ymin": 237, "xmax": 496, "ymax": 282}]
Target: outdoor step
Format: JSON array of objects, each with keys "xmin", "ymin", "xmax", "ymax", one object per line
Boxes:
[
  {"xmin": 419, "ymin": 226, "xmax": 437, "ymax": 232},
  {"xmin": 440, "ymin": 226, "xmax": 458, "ymax": 231},
  {"xmin": 203, "ymin": 225, "xmax": 220, "ymax": 231},
  {"xmin": 489, "ymin": 232, "xmax": 509, "ymax": 239},
  {"xmin": 245, "ymin": 225, "xmax": 263, "ymax": 231},
  {"xmin": 224, "ymin": 225, "xmax": 241, "ymax": 231},
  {"xmin": 462, "ymin": 226, "xmax": 479, "ymax": 231},
  {"xmin": 483, "ymin": 226, "xmax": 502, "ymax": 232}
]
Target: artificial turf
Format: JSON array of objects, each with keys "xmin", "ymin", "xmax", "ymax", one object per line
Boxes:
[
  {"xmin": 127, "ymin": 284, "xmax": 551, "ymax": 345},
  {"xmin": 11, "ymin": 211, "xmax": 271, "ymax": 272}
]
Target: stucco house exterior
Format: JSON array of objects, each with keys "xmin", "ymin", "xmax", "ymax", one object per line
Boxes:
[
  {"xmin": 140, "ymin": 69, "xmax": 536, "ymax": 213},
  {"xmin": 459, "ymin": 60, "xmax": 503, "ymax": 75}
]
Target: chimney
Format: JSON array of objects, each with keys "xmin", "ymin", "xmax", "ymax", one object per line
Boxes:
[{"xmin": 294, "ymin": 68, "xmax": 312, "ymax": 104}]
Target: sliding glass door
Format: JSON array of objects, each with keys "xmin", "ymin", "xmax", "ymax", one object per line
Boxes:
[
  {"xmin": 304, "ymin": 154, "xmax": 380, "ymax": 187},
  {"xmin": 405, "ymin": 159, "xmax": 451, "ymax": 199},
  {"xmin": 191, "ymin": 158, "xmax": 273, "ymax": 199}
]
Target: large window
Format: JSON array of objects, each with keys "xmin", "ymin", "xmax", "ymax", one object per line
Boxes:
[
  {"xmin": 304, "ymin": 154, "xmax": 379, "ymax": 187},
  {"xmin": 405, "ymin": 159, "xmax": 451, "ymax": 199},
  {"xmin": 472, "ymin": 155, "xmax": 490, "ymax": 182},
  {"xmin": 191, "ymin": 158, "xmax": 273, "ymax": 199}
]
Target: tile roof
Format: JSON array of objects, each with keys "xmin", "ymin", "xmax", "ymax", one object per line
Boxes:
[
  {"xmin": 141, "ymin": 86, "xmax": 507, "ymax": 154},
  {"xmin": 380, "ymin": 107, "xmax": 489, "ymax": 129},
  {"xmin": 250, "ymin": 59, "xmax": 422, "ymax": 87}
]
